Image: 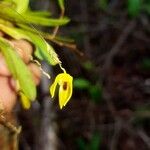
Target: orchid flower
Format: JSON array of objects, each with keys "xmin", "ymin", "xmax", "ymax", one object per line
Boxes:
[{"xmin": 50, "ymin": 71, "xmax": 73, "ymax": 109}]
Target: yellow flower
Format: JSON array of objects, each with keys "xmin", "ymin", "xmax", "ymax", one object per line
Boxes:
[{"xmin": 50, "ymin": 73, "xmax": 73, "ymax": 109}]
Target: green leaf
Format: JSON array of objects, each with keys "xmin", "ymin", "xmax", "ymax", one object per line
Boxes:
[
  {"xmin": 82, "ymin": 61, "xmax": 94, "ymax": 71},
  {"xmin": 77, "ymin": 133, "xmax": 102, "ymax": 150},
  {"xmin": 0, "ymin": 18, "xmax": 14, "ymax": 27},
  {"xmin": 142, "ymin": 0, "xmax": 150, "ymax": 15},
  {"xmin": 98, "ymin": 0, "xmax": 109, "ymax": 10},
  {"xmin": 22, "ymin": 14, "xmax": 70, "ymax": 26},
  {"xmin": 76, "ymin": 138, "xmax": 87, "ymax": 150},
  {"xmin": 0, "ymin": 3, "xmax": 70, "ymax": 26},
  {"xmin": 58, "ymin": 0, "xmax": 65, "ymax": 10},
  {"xmin": 0, "ymin": 24, "xmax": 60, "ymax": 65},
  {"xmin": 13, "ymin": 0, "xmax": 29, "ymax": 13},
  {"xmin": 74, "ymin": 78, "xmax": 91, "ymax": 89},
  {"xmin": 17, "ymin": 23, "xmax": 75, "ymax": 43},
  {"xmin": 89, "ymin": 133, "xmax": 102, "ymax": 150},
  {"xmin": 25, "ymin": 10, "xmax": 51, "ymax": 17},
  {"xmin": 0, "ymin": 37, "xmax": 36, "ymax": 100},
  {"xmin": 89, "ymin": 85, "xmax": 102, "ymax": 103},
  {"xmin": 17, "ymin": 29, "xmax": 61, "ymax": 65},
  {"xmin": 140, "ymin": 58, "xmax": 150, "ymax": 70},
  {"xmin": 0, "ymin": 23, "xmax": 29, "ymax": 40},
  {"xmin": 127, "ymin": 0, "xmax": 142, "ymax": 17}
]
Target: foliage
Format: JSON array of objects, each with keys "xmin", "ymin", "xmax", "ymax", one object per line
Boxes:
[
  {"xmin": 98, "ymin": 0, "xmax": 109, "ymax": 11},
  {"xmin": 74, "ymin": 78, "xmax": 102, "ymax": 103},
  {"xmin": 77, "ymin": 133, "xmax": 102, "ymax": 150},
  {"xmin": 140, "ymin": 58, "xmax": 150, "ymax": 70},
  {"xmin": 0, "ymin": 0, "xmax": 73, "ymax": 109},
  {"xmin": 74, "ymin": 78, "xmax": 91, "ymax": 90},
  {"xmin": 127, "ymin": 0, "xmax": 141, "ymax": 17},
  {"xmin": 99, "ymin": 0, "xmax": 150, "ymax": 17},
  {"xmin": 0, "ymin": 37, "xmax": 36, "ymax": 100}
]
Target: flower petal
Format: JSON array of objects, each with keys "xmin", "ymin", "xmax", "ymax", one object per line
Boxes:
[{"xmin": 50, "ymin": 75, "xmax": 59, "ymax": 98}]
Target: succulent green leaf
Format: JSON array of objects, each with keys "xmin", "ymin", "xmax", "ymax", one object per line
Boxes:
[
  {"xmin": 13, "ymin": 0, "xmax": 29, "ymax": 13},
  {"xmin": 0, "ymin": 24, "xmax": 60, "ymax": 65},
  {"xmin": 26, "ymin": 10, "xmax": 51, "ymax": 17},
  {"xmin": 0, "ymin": 23, "xmax": 29, "ymax": 40},
  {"xmin": 0, "ymin": 4, "xmax": 70, "ymax": 26},
  {"xmin": 0, "ymin": 37, "xmax": 36, "ymax": 100},
  {"xmin": 22, "ymin": 14, "xmax": 70, "ymax": 26},
  {"xmin": 16, "ymin": 29, "xmax": 61, "ymax": 65},
  {"xmin": 18, "ymin": 23, "xmax": 74, "ymax": 43}
]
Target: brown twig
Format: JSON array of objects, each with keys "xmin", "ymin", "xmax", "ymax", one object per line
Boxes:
[
  {"xmin": 110, "ymin": 119, "xmax": 123, "ymax": 150},
  {"xmin": 0, "ymin": 114, "xmax": 21, "ymax": 134},
  {"xmin": 52, "ymin": 6, "xmax": 65, "ymax": 38},
  {"xmin": 44, "ymin": 33, "xmax": 84, "ymax": 56},
  {"xmin": 51, "ymin": 39, "xmax": 84, "ymax": 56},
  {"xmin": 137, "ymin": 129, "xmax": 150, "ymax": 149}
]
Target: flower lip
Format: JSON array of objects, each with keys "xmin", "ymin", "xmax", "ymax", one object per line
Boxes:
[{"xmin": 63, "ymin": 81, "xmax": 67, "ymax": 90}]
